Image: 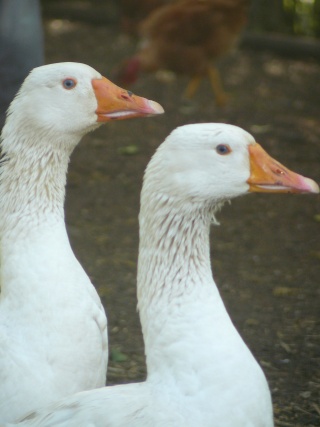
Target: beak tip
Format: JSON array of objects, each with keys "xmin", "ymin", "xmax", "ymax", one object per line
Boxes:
[
  {"xmin": 147, "ymin": 100, "xmax": 165, "ymax": 115},
  {"xmin": 305, "ymin": 177, "xmax": 320, "ymax": 194}
]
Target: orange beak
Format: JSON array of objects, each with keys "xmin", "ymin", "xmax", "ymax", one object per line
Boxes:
[
  {"xmin": 247, "ymin": 143, "xmax": 319, "ymax": 194},
  {"xmin": 92, "ymin": 76, "xmax": 164, "ymax": 122}
]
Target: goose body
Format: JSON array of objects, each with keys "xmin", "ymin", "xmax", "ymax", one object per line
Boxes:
[
  {"xmin": 7, "ymin": 124, "xmax": 318, "ymax": 427},
  {"xmin": 0, "ymin": 62, "xmax": 163, "ymax": 423}
]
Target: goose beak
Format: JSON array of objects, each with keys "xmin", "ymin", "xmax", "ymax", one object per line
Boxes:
[
  {"xmin": 92, "ymin": 76, "xmax": 164, "ymax": 122},
  {"xmin": 247, "ymin": 143, "xmax": 319, "ymax": 194}
]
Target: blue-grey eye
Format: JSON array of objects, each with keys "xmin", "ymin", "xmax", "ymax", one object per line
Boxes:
[
  {"xmin": 216, "ymin": 144, "xmax": 231, "ymax": 155},
  {"xmin": 62, "ymin": 78, "xmax": 77, "ymax": 90}
]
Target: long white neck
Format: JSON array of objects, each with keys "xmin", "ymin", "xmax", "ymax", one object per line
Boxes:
[
  {"xmin": 0, "ymin": 126, "xmax": 79, "ymax": 297},
  {"xmin": 137, "ymin": 190, "xmax": 259, "ymax": 393},
  {"xmin": 139, "ymin": 193, "xmax": 228, "ymax": 366}
]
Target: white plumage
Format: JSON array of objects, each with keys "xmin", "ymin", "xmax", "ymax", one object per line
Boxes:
[
  {"xmin": 5, "ymin": 123, "xmax": 318, "ymax": 427},
  {"xmin": 0, "ymin": 62, "xmax": 163, "ymax": 423}
]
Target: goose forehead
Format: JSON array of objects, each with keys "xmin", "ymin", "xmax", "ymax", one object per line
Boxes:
[
  {"xmin": 26, "ymin": 62, "xmax": 102, "ymax": 86},
  {"xmin": 166, "ymin": 123, "xmax": 256, "ymax": 149}
]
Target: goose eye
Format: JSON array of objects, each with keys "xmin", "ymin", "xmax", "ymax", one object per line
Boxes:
[
  {"xmin": 62, "ymin": 78, "xmax": 77, "ymax": 90},
  {"xmin": 216, "ymin": 144, "xmax": 231, "ymax": 155}
]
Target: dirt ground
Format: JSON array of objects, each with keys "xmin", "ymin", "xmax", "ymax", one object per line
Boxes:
[{"xmin": 43, "ymin": 9, "xmax": 319, "ymax": 427}]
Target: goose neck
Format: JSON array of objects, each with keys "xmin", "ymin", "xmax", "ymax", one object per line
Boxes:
[
  {"xmin": 137, "ymin": 196, "xmax": 214, "ymax": 306},
  {"xmin": 0, "ymin": 130, "xmax": 81, "ymax": 299},
  {"xmin": 137, "ymin": 194, "xmax": 230, "ymax": 376},
  {"xmin": 0, "ymin": 131, "xmax": 78, "ymax": 234}
]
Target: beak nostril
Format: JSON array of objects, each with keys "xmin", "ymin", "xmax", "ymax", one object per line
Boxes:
[
  {"xmin": 274, "ymin": 168, "xmax": 285, "ymax": 176},
  {"xmin": 120, "ymin": 93, "xmax": 130, "ymax": 100}
]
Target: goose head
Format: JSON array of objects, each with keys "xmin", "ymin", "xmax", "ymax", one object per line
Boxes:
[
  {"xmin": 3, "ymin": 62, "xmax": 163, "ymax": 141},
  {"xmin": 144, "ymin": 123, "xmax": 319, "ymax": 209}
]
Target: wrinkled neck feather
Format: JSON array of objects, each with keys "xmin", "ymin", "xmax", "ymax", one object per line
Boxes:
[
  {"xmin": 0, "ymin": 125, "xmax": 78, "ymax": 231},
  {"xmin": 138, "ymin": 193, "xmax": 214, "ymax": 306},
  {"xmin": 0, "ymin": 123, "xmax": 80, "ymax": 296},
  {"xmin": 137, "ymin": 185, "xmax": 241, "ymax": 383}
]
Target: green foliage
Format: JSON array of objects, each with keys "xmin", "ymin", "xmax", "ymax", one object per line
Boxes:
[{"xmin": 284, "ymin": 0, "xmax": 320, "ymax": 36}]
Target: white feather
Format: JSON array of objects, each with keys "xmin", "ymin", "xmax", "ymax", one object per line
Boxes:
[
  {"xmin": 0, "ymin": 63, "xmax": 108, "ymax": 423},
  {"xmin": 6, "ymin": 124, "xmax": 274, "ymax": 427}
]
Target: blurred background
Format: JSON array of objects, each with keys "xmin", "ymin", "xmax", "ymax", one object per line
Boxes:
[
  {"xmin": 1, "ymin": 1, "xmax": 320, "ymax": 426},
  {"xmin": 42, "ymin": 0, "xmax": 320, "ymax": 36}
]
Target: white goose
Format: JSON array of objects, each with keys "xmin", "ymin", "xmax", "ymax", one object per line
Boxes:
[
  {"xmin": 6, "ymin": 124, "xmax": 319, "ymax": 427},
  {"xmin": 0, "ymin": 62, "xmax": 164, "ymax": 423}
]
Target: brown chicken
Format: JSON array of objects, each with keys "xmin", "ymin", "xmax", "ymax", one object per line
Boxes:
[{"xmin": 117, "ymin": 0, "xmax": 250, "ymax": 106}]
